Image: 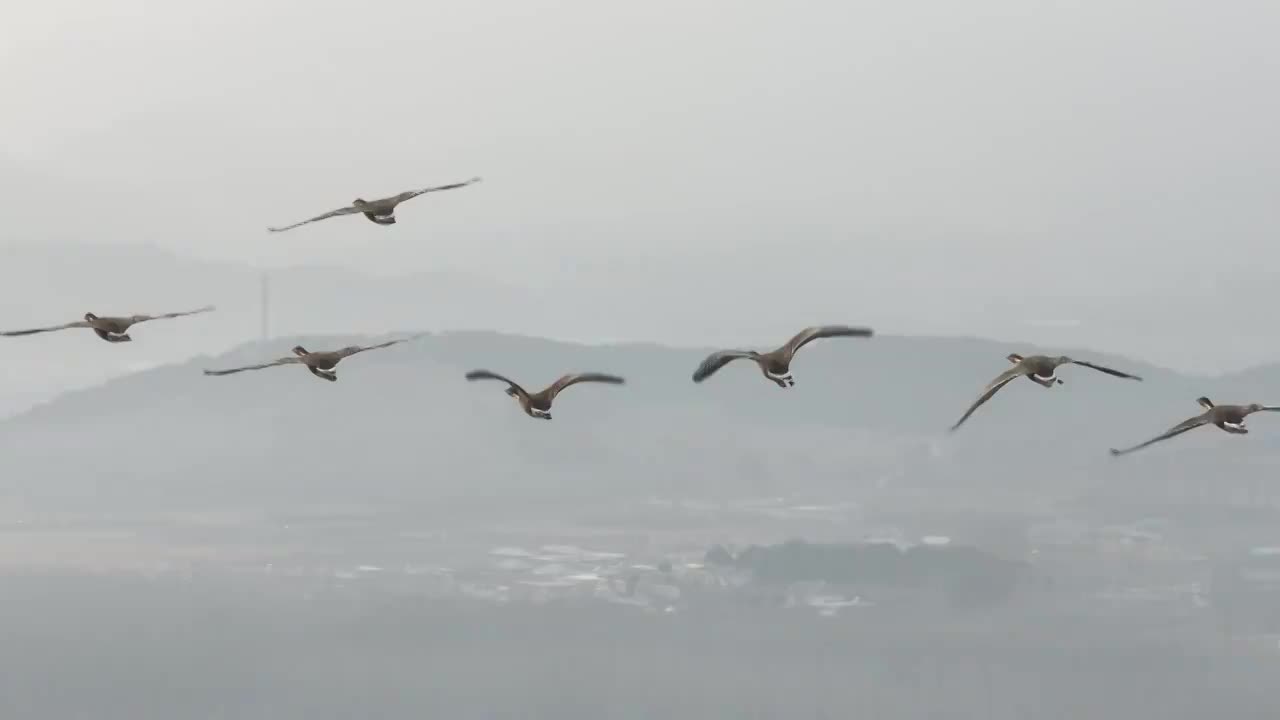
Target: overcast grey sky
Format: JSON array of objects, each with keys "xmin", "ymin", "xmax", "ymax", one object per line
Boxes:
[{"xmin": 2, "ymin": 0, "xmax": 1279, "ymax": 372}]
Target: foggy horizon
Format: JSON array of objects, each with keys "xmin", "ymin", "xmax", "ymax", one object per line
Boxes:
[{"xmin": 5, "ymin": 1, "xmax": 1280, "ymax": 717}]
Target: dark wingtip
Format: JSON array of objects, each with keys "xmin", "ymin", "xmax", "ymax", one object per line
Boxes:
[
  {"xmin": 1108, "ymin": 448, "xmax": 1122, "ymax": 457},
  {"xmin": 464, "ymin": 370, "xmax": 487, "ymax": 381}
]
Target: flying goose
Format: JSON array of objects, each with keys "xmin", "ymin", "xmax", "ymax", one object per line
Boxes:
[
  {"xmin": 950, "ymin": 354, "xmax": 1141, "ymax": 431},
  {"xmin": 267, "ymin": 176, "xmax": 482, "ymax": 232},
  {"xmin": 1109, "ymin": 397, "xmax": 1280, "ymax": 457},
  {"xmin": 203, "ymin": 336, "xmax": 421, "ymax": 381},
  {"xmin": 691, "ymin": 325, "xmax": 874, "ymax": 388},
  {"xmin": 0, "ymin": 306, "xmax": 215, "ymax": 343},
  {"xmin": 464, "ymin": 370, "xmax": 625, "ymax": 419}
]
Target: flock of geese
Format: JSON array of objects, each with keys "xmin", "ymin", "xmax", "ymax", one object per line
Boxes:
[{"xmin": 4, "ymin": 176, "xmax": 1277, "ymax": 457}]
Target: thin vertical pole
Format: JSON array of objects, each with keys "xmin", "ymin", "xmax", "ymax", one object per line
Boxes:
[{"xmin": 260, "ymin": 272, "xmax": 270, "ymax": 341}]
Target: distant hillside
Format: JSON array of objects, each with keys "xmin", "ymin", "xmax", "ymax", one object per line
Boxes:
[
  {"xmin": 0, "ymin": 243, "xmax": 559, "ymax": 417},
  {"xmin": 3, "ymin": 330, "xmax": 1280, "ymax": 513},
  {"xmin": 7, "ymin": 239, "xmax": 1280, "ymax": 423}
]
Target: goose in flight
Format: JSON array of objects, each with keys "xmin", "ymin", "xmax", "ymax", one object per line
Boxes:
[
  {"xmin": 465, "ymin": 370, "xmax": 625, "ymax": 419},
  {"xmin": 1109, "ymin": 397, "xmax": 1280, "ymax": 457},
  {"xmin": 267, "ymin": 176, "xmax": 482, "ymax": 232},
  {"xmin": 203, "ymin": 336, "xmax": 421, "ymax": 382},
  {"xmin": 0, "ymin": 306, "xmax": 215, "ymax": 343},
  {"xmin": 950, "ymin": 354, "xmax": 1141, "ymax": 431},
  {"xmin": 691, "ymin": 325, "xmax": 874, "ymax": 388}
]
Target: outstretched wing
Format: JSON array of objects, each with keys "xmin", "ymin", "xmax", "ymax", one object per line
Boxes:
[
  {"xmin": 692, "ymin": 350, "xmax": 756, "ymax": 383},
  {"xmin": 0, "ymin": 320, "xmax": 92, "ymax": 337},
  {"xmin": 267, "ymin": 205, "xmax": 361, "ymax": 233},
  {"xmin": 392, "ymin": 176, "xmax": 483, "ymax": 204},
  {"xmin": 1070, "ymin": 360, "xmax": 1142, "ymax": 381},
  {"xmin": 547, "ymin": 372, "xmax": 625, "ymax": 400},
  {"xmin": 465, "ymin": 369, "xmax": 529, "ymax": 398},
  {"xmin": 783, "ymin": 325, "xmax": 874, "ymax": 355},
  {"xmin": 202, "ymin": 357, "xmax": 301, "ymax": 376},
  {"xmin": 1109, "ymin": 414, "xmax": 1209, "ymax": 457},
  {"xmin": 130, "ymin": 305, "xmax": 216, "ymax": 324},
  {"xmin": 949, "ymin": 366, "xmax": 1026, "ymax": 432},
  {"xmin": 336, "ymin": 334, "xmax": 424, "ymax": 359}
]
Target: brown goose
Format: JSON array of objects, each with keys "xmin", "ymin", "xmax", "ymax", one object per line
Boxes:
[
  {"xmin": 267, "ymin": 176, "xmax": 482, "ymax": 232},
  {"xmin": 691, "ymin": 325, "xmax": 874, "ymax": 388},
  {"xmin": 950, "ymin": 354, "xmax": 1141, "ymax": 431},
  {"xmin": 0, "ymin": 306, "xmax": 215, "ymax": 343},
  {"xmin": 1109, "ymin": 397, "xmax": 1280, "ymax": 457},
  {"xmin": 465, "ymin": 370, "xmax": 624, "ymax": 419},
  {"xmin": 203, "ymin": 336, "xmax": 421, "ymax": 382}
]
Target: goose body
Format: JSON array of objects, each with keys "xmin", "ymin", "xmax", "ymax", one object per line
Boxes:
[
  {"xmin": 0, "ymin": 306, "xmax": 215, "ymax": 343},
  {"xmin": 203, "ymin": 336, "xmax": 422, "ymax": 382},
  {"xmin": 950, "ymin": 353, "xmax": 1141, "ymax": 431},
  {"xmin": 1109, "ymin": 397, "xmax": 1280, "ymax": 456},
  {"xmin": 465, "ymin": 370, "xmax": 625, "ymax": 419},
  {"xmin": 691, "ymin": 325, "xmax": 874, "ymax": 388},
  {"xmin": 267, "ymin": 177, "xmax": 482, "ymax": 233}
]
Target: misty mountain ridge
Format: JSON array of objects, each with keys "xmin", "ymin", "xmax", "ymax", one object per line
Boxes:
[
  {"xmin": 0, "ymin": 242, "xmax": 562, "ymax": 418},
  {"xmin": 5, "ymin": 329, "xmax": 1280, "ymax": 513},
  {"xmin": 5, "ymin": 234, "xmax": 1280, "ymax": 399}
]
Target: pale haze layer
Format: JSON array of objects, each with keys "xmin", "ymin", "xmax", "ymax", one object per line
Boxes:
[
  {"xmin": 4, "ymin": 6, "xmax": 1280, "ymax": 717},
  {"xmin": 2, "ymin": 0, "xmax": 1278, "ymax": 389}
]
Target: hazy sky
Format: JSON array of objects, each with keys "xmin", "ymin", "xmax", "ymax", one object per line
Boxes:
[{"xmin": 3, "ymin": 0, "xmax": 1279, "ymax": 372}]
